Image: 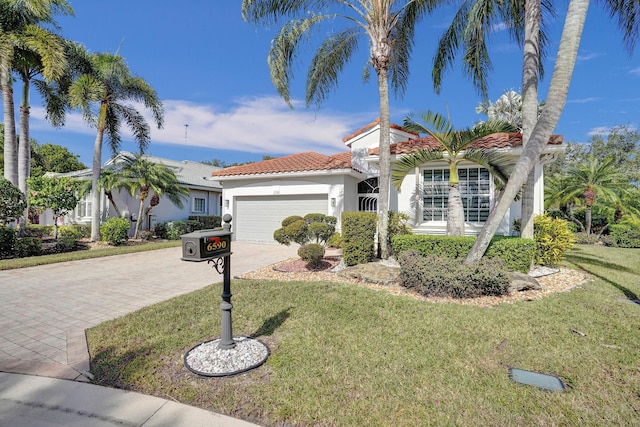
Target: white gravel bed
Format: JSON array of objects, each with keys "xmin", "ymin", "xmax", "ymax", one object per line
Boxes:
[{"xmin": 184, "ymin": 336, "xmax": 269, "ymax": 376}]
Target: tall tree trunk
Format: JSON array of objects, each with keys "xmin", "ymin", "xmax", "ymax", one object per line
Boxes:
[
  {"xmin": 467, "ymin": 0, "xmax": 590, "ymax": 265},
  {"xmin": 90, "ymin": 103, "xmax": 107, "ymax": 241},
  {"xmin": 18, "ymin": 79, "xmax": 30, "ymax": 194},
  {"xmin": 447, "ymin": 183, "xmax": 465, "ymax": 235},
  {"xmin": 18, "ymin": 79, "xmax": 31, "ymax": 233},
  {"xmin": 133, "ymin": 196, "xmax": 145, "ymax": 239},
  {"xmin": 377, "ymin": 67, "xmax": 391, "ymax": 259},
  {"xmin": 2, "ymin": 66, "xmax": 18, "ymax": 186},
  {"xmin": 585, "ymin": 206, "xmax": 592, "ymax": 235},
  {"xmin": 520, "ymin": 0, "xmax": 542, "ymax": 239}
]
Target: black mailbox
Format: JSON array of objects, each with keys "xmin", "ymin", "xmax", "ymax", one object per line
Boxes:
[{"xmin": 181, "ymin": 229, "xmax": 232, "ymax": 261}]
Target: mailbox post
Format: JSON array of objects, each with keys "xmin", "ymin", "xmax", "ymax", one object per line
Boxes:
[
  {"xmin": 181, "ymin": 214, "xmax": 235, "ymax": 349},
  {"xmin": 180, "ymin": 214, "xmax": 270, "ymax": 377}
]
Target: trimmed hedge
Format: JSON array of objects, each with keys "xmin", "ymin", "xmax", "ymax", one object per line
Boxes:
[
  {"xmin": 100, "ymin": 217, "xmax": 130, "ymax": 246},
  {"xmin": 391, "ymin": 234, "xmax": 535, "ymax": 273},
  {"xmin": 188, "ymin": 215, "xmax": 222, "ymax": 230},
  {"xmin": 0, "ymin": 225, "xmax": 17, "ymax": 259},
  {"xmin": 14, "ymin": 237, "xmax": 42, "ymax": 258},
  {"xmin": 485, "ymin": 237, "xmax": 535, "ymax": 273},
  {"xmin": 398, "ymin": 250, "xmax": 511, "ymax": 298},
  {"xmin": 342, "ymin": 212, "xmax": 377, "ymax": 266},
  {"xmin": 610, "ymin": 223, "xmax": 640, "ymax": 248}
]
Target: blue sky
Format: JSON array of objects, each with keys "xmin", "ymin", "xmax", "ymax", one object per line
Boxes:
[{"xmin": 20, "ymin": 1, "xmax": 640, "ymax": 167}]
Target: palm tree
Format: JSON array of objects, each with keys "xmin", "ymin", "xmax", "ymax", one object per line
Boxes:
[
  {"xmin": 118, "ymin": 156, "xmax": 188, "ymax": 239},
  {"xmin": 68, "ymin": 52, "xmax": 164, "ymax": 241},
  {"xmin": 242, "ymin": 0, "xmax": 440, "ymax": 259},
  {"xmin": 0, "ymin": 0, "xmax": 73, "ymax": 186},
  {"xmin": 14, "ymin": 28, "xmax": 67, "ymax": 193},
  {"xmin": 466, "ymin": 0, "xmax": 590, "ymax": 264},
  {"xmin": 550, "ymin": 155, "xmax": 630, "ymax": 235},
  {"xmin": 391, "ymin": 111, "xmax": 515, "ymax": 235}
]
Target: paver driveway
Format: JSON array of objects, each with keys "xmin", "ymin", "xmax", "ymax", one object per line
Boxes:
[{"xmin": 0, "ymin": 243, "xmax": 298, "ymax": 381}]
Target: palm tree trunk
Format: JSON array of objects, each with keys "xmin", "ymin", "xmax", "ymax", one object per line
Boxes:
[
  {"xmin": 585, "ymin": 206, "xmax": 592, "ymax": 235},
  {"xmin": 520, "ymin": 0, "xmax": 542, "ymax": 239},
  {"xmin": 17, "ymin": 80, "xmax": 31, "ymax": 234},
  {"xmin": 447, "ymin": 183, "xmax": 465, "ymax": 235},
  {"xmin": 467, "ymin": 0, "xmax": 590, "ymax": 265},
  {"xmin": 105, "ymin": 191, "xmax": 122, "ymax": 217},
  {"xmin": 377, "ymin": 67, "xmax": 391, "ymax": 259},
  {"xmin": 90, "ymin": 103, "xmax": 107, "ymax": 241},
  {"xmin": 133, "ymin": 197, "xmax": 145, "ymax": 239},
  {"xmin": 18, "ymin": 79, "xmax": 30, "ymax": 194},
  {"xmin": 2, "ymin": 66, "xmax": 18, "ymax": 186}
]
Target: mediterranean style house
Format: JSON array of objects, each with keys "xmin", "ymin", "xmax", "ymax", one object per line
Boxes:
[
  {"xmin": 40, "ymin": 152, "xmax": 222, "ymax": 232},
  {"xmin": 212, "ymin": 119, "xmax": 564, "ymax": 243}
]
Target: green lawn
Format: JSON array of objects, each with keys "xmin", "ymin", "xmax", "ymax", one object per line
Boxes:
[
  {"xmin": 87, "ymin": 244, "xmax": 640, "ymax": 426},
  {"xmin": 0, "ymin": 240, "xmax": 181, "ymax": 270}
]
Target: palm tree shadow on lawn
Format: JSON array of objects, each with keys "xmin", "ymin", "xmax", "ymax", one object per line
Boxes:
[{"xmin": 565, "ymin": 253, "xmax": 639, "ymax": 304}]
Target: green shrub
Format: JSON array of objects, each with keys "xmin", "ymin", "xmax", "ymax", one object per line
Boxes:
[
  {"xmin": 54, "ymin": 236, "xmax": 77, "ymax": 253},
  {"xmin": 326, "ymin": 232, "xmax": 342, "ymax": 248},
  {"xmin": 391, "ymin": 234, "xmax": 535, "ymax": 273},
  {"xmin": 166, "ymin": 220, "xmax": 200, "ymax": 240},
  {"xmin": 59, "ymin": 226, "xmax": 83, "ymax": 240},
  {"xmin": 154, "ymin": 222, "xmax": 169, "ymax": 239},
  {"xmin": 485, "ymin": 237, "xmax": 535, "ymax": 273},
  {"xmin": 391, "ymin": 234, "xmax": 475, "ymax": 258},
  {"xmin": 188, "ymin": 215, "xmax": 222, "ymax": 230},
  {"xmin": 14, "ymin": 237, "xmax": 42, "ymax": 258},
  {"xmin": 274, "ymin": 214, "xmax": 336, "ymax": 246},
  {"xmin": 534, "ymin": 214, "xmax": 576, "ymax": 266},
  {"xmin": 281, "ymin": 215, "xmax": 304, "ymax": 227},
  {"xmin": 398, "ymin": 250, "xmax": 510, "ymax": 298},
  {"xmin": 24, "ymin": 225, "xmax": 53, "ymax": 237},
  {"xmin": 100, "ymin": 217, "xmax": 130, "ymax": 246},
  {"xmin": 342, "ymin": 212, "xmax": 377, "ymax": 266},
  {"xmin": 298, "ymin": 243, "xmax": 326, "ymax": 268},
  {"xmin": 610, "ymin": 223, "xmax": 640, "ymax": 248},
  {"xmin": 0, "ymin": 225, "xmax": 17, "ymax": 259},
  {"xmin": 573, "ymin": 232, "xmax": 600, "ymax": 245},
  {"xmin": 308, "ymin": 221, "xmax": 333, "ymax": 244}
]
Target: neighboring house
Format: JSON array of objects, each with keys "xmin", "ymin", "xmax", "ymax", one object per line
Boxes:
[
  {"xmin": 213, "ymin": 119, "xmax": 564, "ymax": 243},
  {"xmin": 40, "ymin": 151, "xmax": 222, "ymax": 232}
]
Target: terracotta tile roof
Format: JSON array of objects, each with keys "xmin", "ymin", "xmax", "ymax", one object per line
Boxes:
[
  {"xmin": 212, "ymin": 151, "xmax": 353, "ymax": 177},
  {"xmin": 341, "ymin": 118, "xmax": 414, "ymax": 143},
  {"xmin": 368, "ymin": 132, "xmax": 563, "ymax": 155}
]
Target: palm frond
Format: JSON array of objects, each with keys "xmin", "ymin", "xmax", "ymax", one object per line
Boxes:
[
  {"xmin": 268, "ymin": 14, "xmax": 329, "ymax": 106},
  {"xmin": 111, "ymin": 103, "xmax": 151, "ymax": 153},
  {"xmin": 391, "ymin": 148, "xmax": 444, "ymax": 190},
  {"xmin": 306, "ymin": 26, "xmax": 360, "ymax": 107},
  {"xmin": 432, "ymin": 0, "xmax": 470, "ymax": 94}
]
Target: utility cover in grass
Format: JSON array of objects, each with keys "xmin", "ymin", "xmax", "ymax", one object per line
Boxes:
[{"xmin": 509, "ymin": 368, "xmax": 566, "ymax": 391}]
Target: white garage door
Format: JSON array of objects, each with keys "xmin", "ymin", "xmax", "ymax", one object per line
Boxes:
[{"xmin": 234, "ymin": 195, "xmax": 328, "ymax": 242}]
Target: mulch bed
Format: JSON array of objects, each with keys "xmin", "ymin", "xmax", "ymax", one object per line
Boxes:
[{"xmin": 238, "ymin": 256, "xmax": 590, "ymax": 307}]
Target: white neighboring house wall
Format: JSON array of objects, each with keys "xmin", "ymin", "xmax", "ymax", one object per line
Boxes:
[{"xmin": 38, "ymin": 152, "xmax": 223, "ymax": 235}]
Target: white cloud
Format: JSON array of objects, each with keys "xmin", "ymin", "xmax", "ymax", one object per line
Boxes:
[
  {"xmin": 567, "ymin": 97, "xmax": 601, "ymax": 104},
  {"xmin": 577, "ymin": 52, "xmax": 604, "ymax": 61},
  {"xmin": 31, "ymin": 96, "xmax": 367, "ymax": 156},
  {"xmin": 630, "ymin": 67, "xmax": 640, "ymax": 76},
  {"xmin": 588, "ymin": 126, "xmax": 611, "ymax": 136}
]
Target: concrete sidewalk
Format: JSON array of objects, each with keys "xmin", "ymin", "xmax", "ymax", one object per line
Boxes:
[
  {"xmin": 0, "ymin": 372, "xmax": 259, "ymax": 426},
  {"xmin": 0, "ymin": 242, "xmax": 299, "ymax": 426}
]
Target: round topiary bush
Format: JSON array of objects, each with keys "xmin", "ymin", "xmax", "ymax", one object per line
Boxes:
[
  {"xmin": 298, "ymin": 243, "xmax": 326, "ymax": 268},
  {"xmin": 100, "ymin": 217, "xmax": 130, "ymax": 246}
]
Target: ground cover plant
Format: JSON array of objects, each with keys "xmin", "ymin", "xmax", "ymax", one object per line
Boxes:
[{"xmin": 87, "ymin": 244, "xmax": 639, "ymax": 426}]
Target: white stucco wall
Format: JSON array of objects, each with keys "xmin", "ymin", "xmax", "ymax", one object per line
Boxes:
[{"xmin": 220, "ymin": 173, "xmax": 363, "ymax": 232}]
